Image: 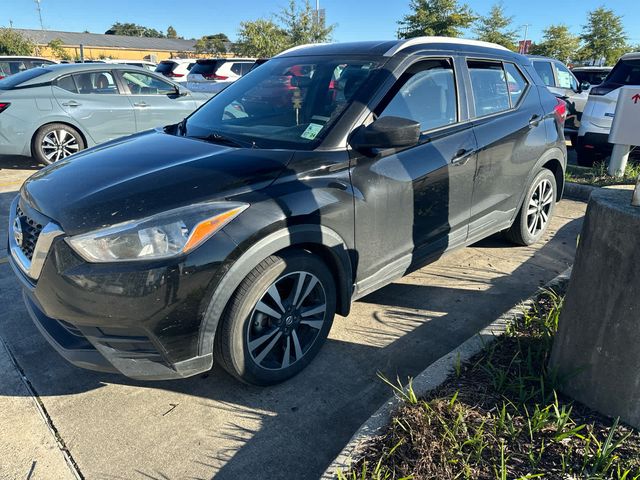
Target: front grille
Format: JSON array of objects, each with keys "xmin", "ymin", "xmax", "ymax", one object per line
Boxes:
[{"xmin": 16, "ymin": 205, "xmax": 44, "ymax": 261}]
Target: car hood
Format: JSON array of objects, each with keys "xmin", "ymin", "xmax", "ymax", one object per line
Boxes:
[{"xmin": 21, "ymin": 130, "xmax": 294, "ymax": 235}]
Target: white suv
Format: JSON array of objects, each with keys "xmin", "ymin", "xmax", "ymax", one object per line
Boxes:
[
  {"xmin": 155, "ymin": 59, "xmax": 196, "ymax": 83},
  {"xmin": 576, "ymin": 52, "xmax": 640, "ymax": 166},
  {"xmin": 186, "ymin": 58, "xmax": 255, "ymax": 94}
]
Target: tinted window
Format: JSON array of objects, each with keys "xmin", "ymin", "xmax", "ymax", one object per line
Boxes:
[
  {"xmin": 155, "ymin": 61, "xmax": 176, "ymax": 74},
  {"xmin": 554, "ymin": 63, "xmax": 578, "ymax": 90},
  {"xmin": 183, "ymin": 56, "xmax": 381, "ymax": 150},
  {"xmin": 607, "ymin": 59, "xmax": 640, "ymax": 86},
  {"xmin": 379, "ymin": 59, "xmax": 457, "ymax": 131},
  {"xmin": 573, "ymin": 70, "xmax": 609, "ymax": 85},
  {"xmin": 122, "ymin": 71, "xmax": 175, "ymax": 95},
  {"xmin": 468, "ymin": 60, "xmax": 510, "ymax": 116},
  {"xmin": 241, "ymin": 63, "xmax": 253, "ymax": 75},
  {"xmin": 0, "ymin": 60, "xmax": 27, "ymax": 77},
  {"xmin": 533, "ymin": 61, "xmax": 555, "ymax": 87},
  {"xmin": 0, "ymin": 67, "xmax": 51, "ymax": 89},
  {"xmin": 56, "ymin": 75, "xmax": 77, "ymax": 93},
  {"xmin": 230, "ymin": 63, "xmax": 243, "ymax": 75},
  {"xmin": 73, "ymin": 71, "xmax": 118, "ymax": 94},
  {"xmin": 191, "ymin": 61, "xmax": 224, "ymax": 76},
  {"xmin": 504, "ymin": 62, "xmax": 528, "ymax": 106}
]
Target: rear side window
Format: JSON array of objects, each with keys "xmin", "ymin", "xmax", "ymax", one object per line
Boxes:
[
  {"xmin": 56, "ymin": 75, "xmax": 77, "ymax": 93},
  {"xmin": 607, "ymin": 59, "xmax": 640, "ymax": 86},
  {"xmin": 241, "ymin": 63, "xmax": 253, "ymax": 75},
  {"xmin": 504, "ymin": 62, "xmax": 528, "ymax": 106},
  {"xmin": 467, "ymin": 60, "xmax": 510, "ymax": 116},
  {"xmin": 533, "ymin": 61, "xmax": 555, "ymax": 87},
  {"xmin": 230, "ymin": 63, "xmax": 243, "ymax": 75},
  {"xmin": 379, "ymin": 59, "xmax": 457, "ymax": 132},
  {"xmin": 0, "ymin": 67, "xmax": 50, "ymax": 89},
  {"xmin": 73, "ymin": 72, "xmax": 118, "ymax": 94}
]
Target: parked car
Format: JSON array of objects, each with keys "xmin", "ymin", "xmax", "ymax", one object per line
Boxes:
[
  {"xmin": 0, "ymin": 63, "xmax": 210, "ymax": 164},
  {"xmin": 0, "ymin": 56, "xmax": 57, "ymax": 79},
  {"xmin": 186, "ymin": 58, "xmax": 255, "ymax": 94},
  {"xmin": 155, "ymin": 59, "xmax": 195, "ymax": 83},
  {"xmin": 103, "ymin": 59, "xmax": 157, "ymax": 71},
  {"xmin": 529, "ymin": 55, "xmax": 590, "ymax": 141},
  {"xmin": 8, "ymin": 38, "xmax": 567, "ymax": 385},
  {"xmin": 571, "ymin": 66, "xmax": 612, "ymax": 87},
  {"xmin": 576, "ymin": 53, "xmax": 640, "ymax": 166}
]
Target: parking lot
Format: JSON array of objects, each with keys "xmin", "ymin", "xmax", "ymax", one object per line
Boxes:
[{"xmin": 0, "ymin": 154, "xmax": 586, "ymax": 479}]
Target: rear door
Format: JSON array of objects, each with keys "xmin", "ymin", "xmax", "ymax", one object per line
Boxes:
[
  {"xmin": 350, "ymin": 56, "xmax": 477, "ymax": 289},
  {"xmin": 117, "ymin": 70, "xmax": 198, "ymax": 131},
  {"xmin": 467, "ymin": 59, "xmax": 547, "ymax": 241},
  {"xmin": 52, "ymin": 70, "xmax": 136, "ymax": 144}
]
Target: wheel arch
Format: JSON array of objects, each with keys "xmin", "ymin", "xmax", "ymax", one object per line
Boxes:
[{"xmin": 198, "ymin": 225, "xmax": 354, "ymax": 357}]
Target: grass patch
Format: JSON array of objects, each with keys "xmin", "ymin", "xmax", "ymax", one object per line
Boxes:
[
  {"xmin": 338, "ymin": 290, "xmax": 640, "ymax": 479},
  {"xmin": 565, "ymin": 159, "xmax": 640, "ymax": 187}
]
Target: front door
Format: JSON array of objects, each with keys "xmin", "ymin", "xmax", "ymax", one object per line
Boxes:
[
  {"xmin": 350, "ymin": 58, "xmax": 477, "ymax": 293},
  {"xmin": 52, "ymin": 70, "xmax": 136, "ymax": 144},
  {"xmin": 118, "ymin": 70, "xmax": 198, "ymax": 132}
]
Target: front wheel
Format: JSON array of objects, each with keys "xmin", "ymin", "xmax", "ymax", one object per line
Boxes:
[
  {"xmin": 214, "ymin": 251, "xmax": 336, "ymax": 385},
  {"xmin": 33, "ymin": 123, "xmax": 85, "ymax": 165},
  {"xmin": 505, "ymin": 169, "xmax": 557, "ymax": 246}
]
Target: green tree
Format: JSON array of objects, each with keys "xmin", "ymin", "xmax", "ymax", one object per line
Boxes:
[
  {"xmin": 236, "ymin": 19, "xmax": 289, "ymax": 57},
  {"xmin": 194, "ymin": 35, "xmax": 227, "ymax": 56},
  {"xmin": 105, "ymin": 22, "xmax": 165, "ymax": 38},
  {"xmin": 236, "ymin": 0, "xmax": 334, "ymax": 57},
  {"xmin": 529, "ymin": 24, "xmax": 580, "ymax": 62},
  {"xmin": 580, "ymin": 7, "xmax": 627, "ymax": 65},
  {"xmin": 397, "ymin": 0, "xmax": 475, "ymax": 38},
  {"xmin": 166, "ymin": 26, "xmax": 178, "ymax": 39},
  {"xmin": 473, "ymin": 3, "xmax": 517, "ymax": 50},
  {"xmin": 0, "ymin": 28, "xmax": 35, "ymax": 56},
  {"xmin": 46, "ymin": 38, "xmax": 72, "ymax": 61}
]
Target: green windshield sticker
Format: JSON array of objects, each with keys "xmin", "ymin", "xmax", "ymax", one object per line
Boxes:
[{"xmin": 301, "ymin": 123, "xmax": 323, "ymax": 140}]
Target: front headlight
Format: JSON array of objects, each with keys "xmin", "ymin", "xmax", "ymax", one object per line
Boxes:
[{"xmin": 67, "ymin": 202, "xmax": 248, "ymax": 262}]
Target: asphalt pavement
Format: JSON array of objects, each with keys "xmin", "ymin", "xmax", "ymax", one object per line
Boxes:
[{"xmin": 0, "ymin": 154, "xmax": 586, "ymax": 480}]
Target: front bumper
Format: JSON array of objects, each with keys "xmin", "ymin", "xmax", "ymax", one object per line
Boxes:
[{"xmin": 8, "ymin": 199, "xmax": 239, "ymax": 380}]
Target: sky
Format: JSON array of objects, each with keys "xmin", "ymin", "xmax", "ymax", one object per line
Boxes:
[{"xmin": 4, "ymin": 0, "xmax": 640, "ymax": 45}]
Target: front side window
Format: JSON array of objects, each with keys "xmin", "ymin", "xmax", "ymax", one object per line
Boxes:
[
  {"xmin": 378, "ymin": 59, "xmax": 457, "ymax": 132},
  {"xmin": 468, "ymin": 60, "xmax": 510, "ymax": 116},
  {"xmin": 73, "ymin": 71, "xmax": 118, "ymax": 94},
  {"xmin": 122, "ymin": 71, "xmax": 175, "ymax": 95},
  {"xmin": 182, "ymin": 56, "xmax": 382, "ymax": 149},
  {"xmin": 554, "ymin": 63, "xmax": 578, "ymax": 90},
  {"xmin": 533, "ymin": 61, "xmax": 555, "ymax": 87}
]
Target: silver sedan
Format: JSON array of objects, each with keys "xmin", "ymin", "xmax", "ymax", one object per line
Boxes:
[{"xmin": 0, "ymin": 63, "xmax": 211, "ymax": 164}]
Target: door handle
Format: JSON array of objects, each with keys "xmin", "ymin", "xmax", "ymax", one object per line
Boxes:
[
  {"xmin": 529, "ymin": 114, "xmax": 542, "ymax": 127},
  {"xmin": 62, "ymin": 101, "xmax": 80, "ymax": 107},
  {"xmin": 133, "ymin": 102, "xmax": 149, "ymax": 108},
  {"xmin": 451, "ymin": 148, "xmax": 475, "ymax": 166}
]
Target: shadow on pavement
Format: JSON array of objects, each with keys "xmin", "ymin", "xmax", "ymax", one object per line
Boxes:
[{"xmin": 0, "ymin": 155, "xmax": 41, "ymax": 171}]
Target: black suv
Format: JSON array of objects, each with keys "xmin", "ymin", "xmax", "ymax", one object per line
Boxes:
[{"xmin": 8, "ymin": 38, "xmax": 567, "ymax": 385}]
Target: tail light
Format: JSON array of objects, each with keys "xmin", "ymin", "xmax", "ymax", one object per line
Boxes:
[
  {"xmin": 0, "ymin": 75, "xmax": 4, "ymax": 80},
  {"xmin": 554, "ymin": 98, "xmax": 567, "ymax": 125},
  {"xmin": 0, "ymin": 103, "xmax": 10, "ymax": 113},
  {"xmin": 167, "ymin": 72, "xmax": 184, "ymax": 78},
  {"xmin": 202, "ymin": 73, "xmax": 228, "ymax": 81}
]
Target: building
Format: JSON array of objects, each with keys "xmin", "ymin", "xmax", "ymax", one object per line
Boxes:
[{"xmin": 14, "ymin": 28, "xmax": 234, "ymax": 62}]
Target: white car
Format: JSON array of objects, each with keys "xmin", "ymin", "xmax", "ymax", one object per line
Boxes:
[
  {"xmin": 155, "ymin": 59, "xmax": 196, "ymax": 83},
  {"xmin": 103, "ymin": 59, "xmax": 157, "ymax": 71},
  {"xmin": 0, "ymin": 56, "xmax": 57, "ymax": 79},
  {"xmin": 186, "ymin": 58, "xmax": 255, "ymax": 94},
  {"xmin": 576, "ymin": 52, "xmax": 640, "ymax": 166}
]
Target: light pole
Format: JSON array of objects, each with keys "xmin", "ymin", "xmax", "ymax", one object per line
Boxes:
[
  {"xmin": 520, "ymin": 24, "xmax": 532, "ymax": 54},
  {"xmin": 34, "ymin": 0, "xmax": 44, "ymax": 30}
]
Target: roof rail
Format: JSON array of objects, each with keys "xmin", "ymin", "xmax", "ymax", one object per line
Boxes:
[
  {"xmin": 384, "ymin": 36, "xmax": 510, "ymax": 57},
  {"xmin": 275, "ymin": 43, "xmax": 330, "ymax": 57}
]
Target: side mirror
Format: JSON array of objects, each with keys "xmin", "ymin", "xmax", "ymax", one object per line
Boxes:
[
  {"xmin": 175, "ymin": 86, "xmax": 189, "ymax": 97},
  {"xmin": 579, "ymin": 81, "xmax": 591, "ymax": 93},
  {"xmin": 349, "ymin": 116, "xmax": 420, "ymax": 153}
]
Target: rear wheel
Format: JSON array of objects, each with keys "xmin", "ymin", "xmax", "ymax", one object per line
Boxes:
[
  {"xmin": 214, "ymin": 251, "xmax": 336, "ymax": 385},
  {"xmin": 33, "ymin": 123, "xmax": 85, "ymax": 165},
  {"xmin": 505, "ymin": 169, "xmax": 557, "ymax": 246}
]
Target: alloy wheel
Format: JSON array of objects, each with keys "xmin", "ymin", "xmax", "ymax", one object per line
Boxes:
[
  {"xmin": 246, "ymin": 271, "xmax": 327, "ymax": 371},
  {"xmin": 526, "ymin": 178, "xmax": 554, "ymax": 236},
  {"xmin": 41, "ymin": 129, "xmax": 80, "ymax": 162}
]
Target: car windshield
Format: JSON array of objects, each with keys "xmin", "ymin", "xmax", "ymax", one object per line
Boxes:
[
  {"xmin": 606, "ymin": 58, "xmax": 640, "ymax": 86},
  {"xmin": 182, "ymin": 56, "xmax": 382, "ymax": 149},
  {"xmin": 0, "ymin": 67, "xmax": 51, "ymax": 89}
]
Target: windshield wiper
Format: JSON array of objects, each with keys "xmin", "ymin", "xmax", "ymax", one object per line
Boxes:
[{"xmin": 195, "ymin": 131, "xmax": 255, "ymax": 149}]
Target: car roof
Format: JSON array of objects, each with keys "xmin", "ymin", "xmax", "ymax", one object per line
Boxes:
[
  {"xmin": 620, "ymin": 52, "xmax": 640, "ymax": 61},
  {"xmin": 276, "ymin": 37, "xmax": 512, "ymax": 59},
  {"xmin": 43, "ymin": 63, "xmax": 152, "ymax": 73},
  {"xmin": 0, "ymin": 55, "xmax": 53, "ymax": 61},
  {"xmin": 571, "ymin": 66, "xmax": 612, "ymax": 71},
  {"xmin": 159, "ymin": 58, "xmax": 194, "ymax": 64}
]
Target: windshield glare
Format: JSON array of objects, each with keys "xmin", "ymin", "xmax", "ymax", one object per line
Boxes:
[{"xmin": 183, "ymin": 56, "xmax": 381, "ymax": 149}]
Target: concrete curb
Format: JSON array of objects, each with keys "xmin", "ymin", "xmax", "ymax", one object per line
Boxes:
[
  {"xmin": 564, "ymin": 182, "xmax": 598, "ymax": 202},
  {"xmin": 321, "ymin": 267, "xmax": 573, "ymax": 479}
]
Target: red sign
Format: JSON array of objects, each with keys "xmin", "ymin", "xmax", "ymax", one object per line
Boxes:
[
  {"xmin": 518, "ymin": 40, "xmax": 532, "ymax": 54},
  {"xmin": 632, "ymin": 93, "xmax": 640, "ymax": 104}
]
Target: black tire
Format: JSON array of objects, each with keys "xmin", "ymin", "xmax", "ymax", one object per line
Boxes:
[
  {"xmin": 214, "ymin": 250, "xmax": 336, "ymax": 385},
  {"xmin": 505, "ymin": 169, "xmax": 557, "ymax": 246},
  {"xmin": 33, "ymin": 123, "xmax": 85, "ymax": 165}
]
